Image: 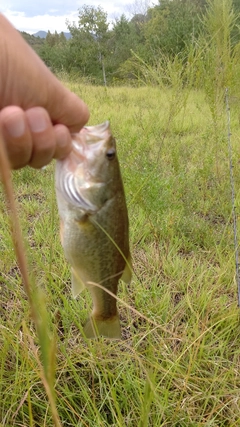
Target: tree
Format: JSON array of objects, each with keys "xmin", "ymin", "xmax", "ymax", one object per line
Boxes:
[
  {"xmin": 191, "ymin": 0, "xmax": 239, "ymax": 124},
  {"xmin": 144, "ymin": 0, "xmax": 206, "ymax": 60},
  {"xmin": 45, "ymin": 31, "xmax": 66, "ymax": 47},
  {"xmin": 106, "ymin": 14, "xmax": 145, "ymax": 80},
  {"xmin": 40, "ymin": 31, "xmax": 69, "ymax": 71},
  {"xmin": 20, "ymin": 31, "xmax": 45, "ymax": 54},
  {"xmin": 67, "ymin": 5, "xmax": 109, "ymax": 84}
]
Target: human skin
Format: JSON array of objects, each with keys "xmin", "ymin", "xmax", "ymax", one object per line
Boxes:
[{"xmin": 0, "ymin": 14, "xmax": 90, "ymax": 169}]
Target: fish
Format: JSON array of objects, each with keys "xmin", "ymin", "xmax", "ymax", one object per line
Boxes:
[{"xmin": 55, "ymin": 121, "xmax": 131, "ymax": 339}]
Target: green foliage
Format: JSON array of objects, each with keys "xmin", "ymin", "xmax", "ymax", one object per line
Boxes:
[
  {"xmin": 32, "ymin": 0, "xmax": 240, "ymax": 87},
  {"xmin": 76, "ymin": 4, "xmax": 108, "ymax": 38},
  {"xmin": 11, "ymin": 3, "xmax": 240, "ymax": 421},
  {"xmin": 39, "ymin": 45, "xmax": 67, "ymax": 72},
  {"xmin": 143, "ymin": 0, "xmax": 206, "ymax": 59},
  {"xmin": 66, "ymin": 5, "xmax": 109, "ymax": 84},
  {"xmin": 106, "ymin": 15, "xmax": 145, "ymax": 81},
  {"xmin": 191, "ymin": 0, "xmax": 240, "ymax": 125},
  {"xmin": 45, "ymin": 30, "xmax": 67, "ymax": 47},
  {"xmin": 20, "ymin": 31, "xmax": 45, "ymax": 54},
  {"xmin": 38, "ymin": 31, "xmax": 69, "ymax": 71}
]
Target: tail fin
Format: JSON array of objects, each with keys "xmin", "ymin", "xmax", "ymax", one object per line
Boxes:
[{"xmin": 83, "ymin": 315, "xmax": 121, "ymax": 339}]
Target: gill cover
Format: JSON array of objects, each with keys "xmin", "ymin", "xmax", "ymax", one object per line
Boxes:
[{"xmin": 55, "ymin": 121, "xmax": 112, "ymax": 212}]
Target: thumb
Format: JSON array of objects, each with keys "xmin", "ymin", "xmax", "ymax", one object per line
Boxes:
[{"xmin": 44, "ymin": 78, "xmax": 90, "ymax": 132}]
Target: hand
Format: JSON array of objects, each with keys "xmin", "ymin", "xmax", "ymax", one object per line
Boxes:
[{"xmin": 0, "ymin": 15, "xmax": 90, "ymax": 169}]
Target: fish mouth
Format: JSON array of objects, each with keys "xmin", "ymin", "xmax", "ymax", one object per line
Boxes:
[
  {"xmin": 83, "ymin": 121, "xmax": 110, "ymax": 134},
  {"xmin": 72, "ymin": 121, "xmax": 111, "ymax": 151}
]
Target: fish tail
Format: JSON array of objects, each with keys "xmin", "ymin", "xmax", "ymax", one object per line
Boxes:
[{"xmin": 83, "ymin": 314, "xmax": 121, "ymax": 339}]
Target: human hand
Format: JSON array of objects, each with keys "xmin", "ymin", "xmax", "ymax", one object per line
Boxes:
[{"xmin": 0, "ymin": 15, "xmax": 89, "ymax": 169}]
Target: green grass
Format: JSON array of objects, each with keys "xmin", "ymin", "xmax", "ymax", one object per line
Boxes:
[{"xmin": 1, "ymin": 84, "xmax": 240, "ymax": 426}]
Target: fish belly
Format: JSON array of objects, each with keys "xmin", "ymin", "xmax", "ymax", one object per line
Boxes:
[{"xmin": 62, "ymin": 209, "xmax": 127, "ymax": 339}]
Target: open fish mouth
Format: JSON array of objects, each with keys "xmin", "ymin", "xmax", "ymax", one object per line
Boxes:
[
  {"xmin": 83, "ymin": 121, "xmax": 110, "ymax": 134},
  {"xmin": 78, "ymin": 121, "xmax": 112, "ymax": 148}
]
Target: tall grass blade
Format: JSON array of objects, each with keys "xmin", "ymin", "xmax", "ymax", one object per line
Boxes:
[{"xmin": 0, "ymin": 131, "xmax": 61, "ymax": 427}]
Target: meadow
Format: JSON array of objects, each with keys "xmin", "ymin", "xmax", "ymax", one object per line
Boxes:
[{"xmin": 1, "ymin": 82, "xmax": 240, "ymax": 426}]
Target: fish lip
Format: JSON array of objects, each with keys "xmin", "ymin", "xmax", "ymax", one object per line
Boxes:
[
  {"xmin": 83, "ymin": 121, "xmax": 109, "ymax": 134},
  {"xmin": 72, "ymin": 121, "xmax": 110, "ymax": 150}
]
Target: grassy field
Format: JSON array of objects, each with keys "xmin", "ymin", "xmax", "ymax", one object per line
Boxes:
[{"xmin": 1, "ymin": 83, "xmax": 240, "ymax": 426}]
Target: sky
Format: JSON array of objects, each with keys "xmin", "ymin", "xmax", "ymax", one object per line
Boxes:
[{"xmin": 1, "ymin": 0, "xmax": 150, "ymax": 34}]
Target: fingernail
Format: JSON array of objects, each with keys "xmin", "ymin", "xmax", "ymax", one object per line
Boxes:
[
  {"xmin": 5, "ymin": 113, "xmax": 25, "ymax": 138},
  {"xmin": 26, "ymin": 109, "xmax": 48, "ymax": 133}
]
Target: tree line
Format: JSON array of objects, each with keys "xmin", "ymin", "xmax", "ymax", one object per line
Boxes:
[{"xmin": 23, "ymin": 0, "xmax": 240, "ymax": 88}]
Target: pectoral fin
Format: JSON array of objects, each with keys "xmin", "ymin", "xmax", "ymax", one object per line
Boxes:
[
  {"xmin": 121, "ymin": 256, "xmax": 132, "ymax": 284},
  {"xmin": 71, "ymin": 268, "xmax": 86, "ymax": 298}
]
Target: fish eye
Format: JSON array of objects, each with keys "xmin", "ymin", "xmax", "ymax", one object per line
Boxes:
[{"xmin": 106, "ymin": 148, "xmax": 116, "ymax": 160}]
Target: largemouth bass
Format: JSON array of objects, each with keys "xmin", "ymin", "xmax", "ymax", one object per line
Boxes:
[{"xmin": 55, "ymin": 121, "xmax": 131, "ymax": 339}]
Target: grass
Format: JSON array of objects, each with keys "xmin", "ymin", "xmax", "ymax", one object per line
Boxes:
[{"xmin": 1, "ymin": 84, "xmax": 240, "ymax": 426}]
